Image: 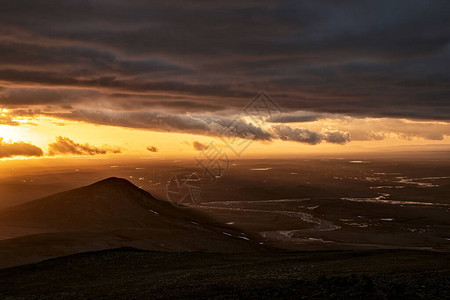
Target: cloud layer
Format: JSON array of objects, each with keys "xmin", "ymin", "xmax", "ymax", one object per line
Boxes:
[
  {"xmin": 271, "ymin": 125, "xmax": 350, "ymax": 145},
  {"xmin": 146, "ymin": 146, "xmax": 158, "ymax": 153},
  {"xmin": 48, "ymin": 137, "xmax": 121, "ymax": 156},
  {"xmin": 193, "ymin": 141, "xmax": 210, "ymax": 151},
  {"xmin": 0, "ymin": 0, "xmax": 448, "ymax": 122},
  {"xmin": 0, "ymin": 138, "xmax": 43, "ymax": 158},
  {"xmin": 47, "ymin": 109, "xmax": 350, "ymax": 145}
]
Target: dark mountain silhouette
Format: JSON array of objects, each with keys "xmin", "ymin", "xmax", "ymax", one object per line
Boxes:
[
  {"xmin": 0, "ymin": 178, "xmax": 260, "ymax": 268},
  {"xmin": 0, "ymin": 177, "xmax": 214, "ymax": 230}
]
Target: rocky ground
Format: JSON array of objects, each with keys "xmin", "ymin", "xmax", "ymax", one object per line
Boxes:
[{"xmin": 0, "ymin": 247, "xmax": 448, "ymax": 299}]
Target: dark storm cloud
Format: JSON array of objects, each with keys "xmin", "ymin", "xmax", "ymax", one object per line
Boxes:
[
  {"xmin": 48, "ymin": 136, "xmax": 121, "ymax": 156},
  {"xmin": 0, "ymin": 138, "xmax": 43, "ymax": 158},
  {"xmin": 0, "ymin": 0, "xmax": 448, "ymax": 121},
  {"xmin": 146, "ymin": 146, "xmax": 158, "ymax": 153},
  {"xmin": 51, "ymin": 110, "xmax": 273, "ymax": 141},
  {"xmin": 0, "ymin": 41, "xmax": 189, "ymax": 76},
  {"xmin": 270, "ymin": 125, "xmax": 350, "ymax": 145},
  {"xmin": 0, "ymin": 87, "xmax": 96, "ymax": 106},
  {"xmin": 265, "ymin": 111, "xmax": 326, "ymax": 123},
  {"xmin": 271, "ymin": 125, "xmax": 323, "ymax": 145},
  {"xmin": 47, "ymin": 109, "xmax": 350, "ymax": 145},
  {"xmin": 324, "ymin": 130, "xmax": 352, "ymax": 145},
  {"xmin": 0, "ymin": 87, "xmax": 225, "ymax": 113},
  {"xmin": 192, "ymin": 141, "xmax": 209, "ymax": 151}
]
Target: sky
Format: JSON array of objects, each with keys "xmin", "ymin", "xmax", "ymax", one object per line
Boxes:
[{"xmin": 0, "ymin": 0, "xmax": 449, "ymax": 161}]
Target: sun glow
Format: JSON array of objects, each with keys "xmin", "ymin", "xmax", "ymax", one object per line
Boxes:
[
  {"xmin": 0, "ymin": 125, "xmax": 27, "ymax": 143},
  {"xmin": 1, "ymin": 111, "xmax": 450, "ymax": 162}
]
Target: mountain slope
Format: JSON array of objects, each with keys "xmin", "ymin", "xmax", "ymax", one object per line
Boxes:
[
  {"xmin": 0, "ymin": 178, "xmax": 261, "ymax": 268},
  {"xmin": 0, "ymin": 177, "xmax": 205, "ymax": 230}
]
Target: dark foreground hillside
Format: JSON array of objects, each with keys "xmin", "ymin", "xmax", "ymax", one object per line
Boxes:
[{"xmin": 0, "ymin": 247, "xmax": 448, "ymax": 299}]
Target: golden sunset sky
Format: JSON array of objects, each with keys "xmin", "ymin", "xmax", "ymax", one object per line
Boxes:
[{"xmin": 1, "ymin": 1, "xmax": 449, "ymax": 162}]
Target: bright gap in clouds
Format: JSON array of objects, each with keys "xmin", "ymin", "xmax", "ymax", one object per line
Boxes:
[
  {"xmin": 0, "ymin": 125, "xmax": 30, "ymax": 143},
  {"xmin": 1, "ymin": 113, "xmax": 449, "ymax": 160}
]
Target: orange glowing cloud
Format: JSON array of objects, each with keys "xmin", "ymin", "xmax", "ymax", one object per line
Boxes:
[{"xmin": 0, "ymin": 138, "xmax": 43, "ymax": 159}]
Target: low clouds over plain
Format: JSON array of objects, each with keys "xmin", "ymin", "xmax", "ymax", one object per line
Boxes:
[
  {"xmin": 48, "ymin": 137, "xmax": 121, "ymax": 156},
  {"xmin": 0, "ymin": 138, "xmax": 43, "ymax": 158}
]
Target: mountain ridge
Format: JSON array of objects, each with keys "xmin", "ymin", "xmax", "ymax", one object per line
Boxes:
[
  {"xmin": 0, "ymin": 177, "xmax": 261, "ymax": 268},
  {"xmin": 0, "ymin": 176, "xmax": 214, "ymax": 231}
]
